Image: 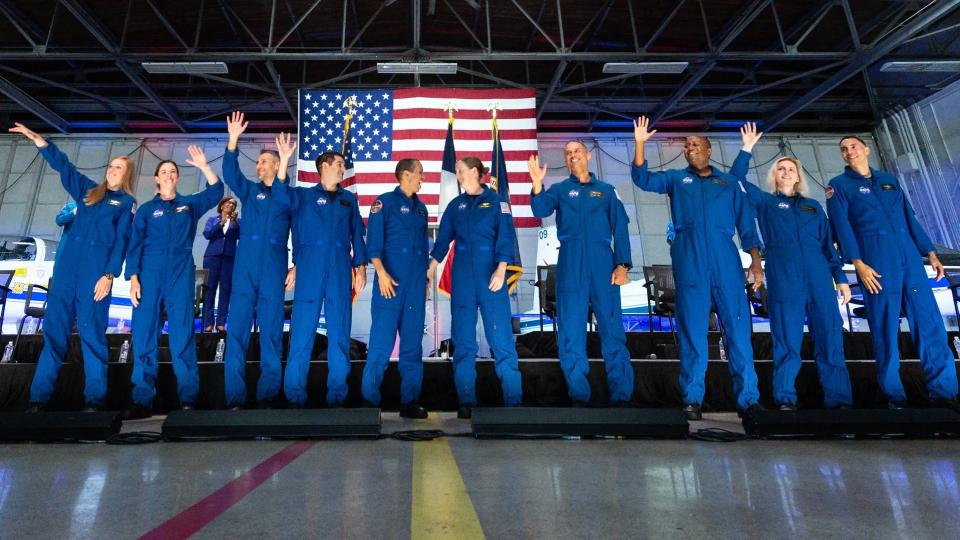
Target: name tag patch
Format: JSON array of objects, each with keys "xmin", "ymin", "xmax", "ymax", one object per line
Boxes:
[
  {"xmin": 801, "ymin": 206, "xmax": 817, "ymax": 213},
  {"xmin": 107, "ymin": 199, "xmax": 122, "ymax": 207},
  {"xmin": 417, "ymin": 207, "xmax": 428, "ymax": 217},
  {"xmin": 340, "ymin": 199, "xmax": 351, "ymax": 207},
  {"xmin": 590, "ymin": 190, "xmax": 604, "ymax": 198},
  {"xmin": 478, "ymin": 201, "xmax": 492, "ymax": 209},
  {"xmin": 881, "ymin": 183, "xmax": 897, "ymax": 192},
  {"xmin": 174, "ymin": 205, "xmax": 190, "ymax": 213},
  {"xmin": 711, "ymin": 178, "xmax": 727, "ymax": 185}
]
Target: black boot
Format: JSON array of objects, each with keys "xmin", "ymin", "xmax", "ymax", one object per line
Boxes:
[
  {"xmin": 457, "ymin": 404, "xmax": 473, "ymax": 419},
  {"xmin": 399, "ymin": 402, "xmax": 428, "ymax": 419},
  {"xmin": 682, "ymin": 403, "xmax": 702, "ymax": 421},
  {"xmin": 123, "ymin": 404, "xmax": 153, "ymax": 420}
]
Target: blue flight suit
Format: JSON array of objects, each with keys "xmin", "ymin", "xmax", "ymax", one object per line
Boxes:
[
  {"xmin": 530, "ymin": 174, "xmax": 635, "ymax": 403},
  {"xmin": 733, "ymin": 153, "xmax": 852, "ymax": 407},
  {"xmin": 361, "ymin": 188, "xmax": 429, "ymax": 405},
  {"xmin": 201, "ymin": 214, "xmax": 240, "ymax": 328},
  {"xmin": 54, "ymin": 200, "xmax": 77, "ymax": 265},
  {"xmin": 29, "ymin": 142, "xmax": 135, "ymax": 407},
  {"xmin": 284, "ymin": 184, "xmax": 367, "ymax": 406},
  {"xmin": 431, "ymin": 186, "xmax": 523, "ymax": 407},
  {"xmin": 220, "ymin": 149, "xmax": 292, "ymax": 407},
  {"xmin": 632, "ymin": 160, "xmax": 761, "ymax": 410},
  {"xmin": 126, "ymin": 180, "xmax": 224, "ymax": 407},
  {"xmin": 826, "ymin": 166, "xmax": 958, "ymax": 401}
]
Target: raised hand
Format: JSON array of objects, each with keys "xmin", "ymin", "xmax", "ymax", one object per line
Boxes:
[
  {"xmin": 226, "ymin": 111, "xmax": 248, "ymax": 150},
  {"xmin": 740, "ymin": 122, "xmax": 763, "ymax": 153},
  {"xmin": 185, "ymin": 144, "xmax": 209, "ymax": 170},
  {"xmin": 633, "ymin": 116, "xmax": 657, "ymax": 144},
  {"xmin": 8, "ymin": 123, "xmax": 47, "ymax": 148},
  {"xmin": 527, "ymin": 155, "xmax": 547, "ymax": 194},
  {"xmin": 275, "ymin": 132, "xmax": 297, "ymax": 163}
]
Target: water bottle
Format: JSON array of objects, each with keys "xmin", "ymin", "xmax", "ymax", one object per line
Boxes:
[
  {"xmin": 118, "ymin": 340, "xmax": 129, "ymax": 364},
  {"xmin": 718, "ymin": 337, "xmax": 727, "ymax": 361},
  {"xmin": 116, "ymin": 317, "xmax": 125, "ymax": 333},
  {"xmin": 24, "ymin": 318, "xmax": 36, "ymax": 334},
  {"xmin": 1, "ymin": 342, "xmax": 13, "ymax": 364},
  {"xmin": 953, "ymin": 336, "xmax": 960, "ymax": 359},
  {"xmin": 214, "ymin": 338, "xmax": 225, "ymax": 363}
]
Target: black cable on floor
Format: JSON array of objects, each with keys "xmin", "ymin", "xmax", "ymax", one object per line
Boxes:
[
  {"xmin": 106, "ymin": 431, "xmax": 163, "ymax": 445},
  {"xmin": 389, "ymin": 429, "xmax": 446, "ymax": 441},
  {"xmin": 689, "ymin": 428, "xmax": 749, "ymax": 443}
]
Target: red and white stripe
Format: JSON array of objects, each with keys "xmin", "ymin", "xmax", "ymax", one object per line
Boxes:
[{"xmin": 296, "ymin": 88, "xmax": 540, "ymax": 227}]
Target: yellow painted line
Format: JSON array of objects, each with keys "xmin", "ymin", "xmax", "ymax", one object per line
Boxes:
[{"xmin": 410, "ymin": 413, "xmax": 485, "ymax": 540}]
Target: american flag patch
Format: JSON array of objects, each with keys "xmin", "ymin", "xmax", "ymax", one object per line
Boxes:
[{"xmin": 501, "ymin": 201, "xmax": 511, "ymax": 214}]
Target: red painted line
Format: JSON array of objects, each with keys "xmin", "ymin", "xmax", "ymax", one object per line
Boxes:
[{"xmin": 138, "ymin": 441, "xmax": 318, "ymax": 540}]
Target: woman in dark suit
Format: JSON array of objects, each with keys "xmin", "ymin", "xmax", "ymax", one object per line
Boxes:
[{"xmin": 202, "ymin": 196, "xmax": 240, "ymax": 332}]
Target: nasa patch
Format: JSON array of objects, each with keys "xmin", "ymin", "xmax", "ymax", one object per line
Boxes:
[
  {"xmin": 370, "ymin": 200, "xmax": 383, "ymax": 214},
  {"xmin": 256, "ymin": 192, "xmax": 268, "ymax": 200},
  {"xmin": 778, "ymin": 201, "xmax": 790, "ymax": 210},
  {"xmin": 317, "ymin": 197, "xmax": 328, "ymax": 206},
  {"xmin": 859, "ymin": 186, "xmax": 871, "ymax": 195},
  {"xmin": 682, "ymin": 176, "xmax": 693, "ymax": 185},
  {"xmin": 458, "ymin": 202, "xmax": 467, "ymax": 211},
  {"xmin": 152, "ymin": 209, "xmax": 164, "ymax": 218},
  {"xmin": 568, "ymin": 189, "xmax": 580, "ymax": 198},
  {"xmin": 400, "ymin": 206, "xmax": 411, "ymax": 214}
]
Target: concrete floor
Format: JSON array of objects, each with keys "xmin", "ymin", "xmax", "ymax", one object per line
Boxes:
[{"xmin": 1, "ymin": 413, "xmax": 958, "ymax": 539}]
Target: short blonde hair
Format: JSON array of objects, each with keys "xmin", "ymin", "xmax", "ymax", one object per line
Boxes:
[{"xmin": 765, "ymin": 156, "xmax": 809, "ymax": 197}]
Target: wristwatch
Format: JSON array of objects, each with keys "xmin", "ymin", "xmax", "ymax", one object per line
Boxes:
[{"xmin": 102, "ymin": 272, "xmax": 115, "ymax": 280}]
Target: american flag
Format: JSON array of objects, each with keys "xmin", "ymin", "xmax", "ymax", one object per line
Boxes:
[{"xmin": 296, "ymin": 87, "xmax": 540, "ymax": 227}]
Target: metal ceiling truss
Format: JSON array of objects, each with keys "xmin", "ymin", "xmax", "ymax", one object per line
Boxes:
[{"xmin": 0, "ymin": 0, "xmax": 956, "ymax": 133}]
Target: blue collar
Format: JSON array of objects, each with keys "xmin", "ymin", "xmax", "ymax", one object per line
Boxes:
[
  {"xmin": 566, "ymin": 172, "xmax": 598, "ymax": 186},
  {"xmin": 843, "ymin": 166, "xmax": 876, "ymax": 181}
]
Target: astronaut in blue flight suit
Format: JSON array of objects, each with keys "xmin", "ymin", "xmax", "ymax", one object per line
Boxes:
[
  {"xmin": 733, "ymin": 124, "xmax": 853, "ymax": 409},
  {"xmin": 631, "ymin": 116, "xmax": 764, "ymax": 420},
  {"xmin": 361, "ymin": 158, "xmax": 430, "ymax": 418},
  {"xmin": 826, "ymin": 135, "xmax": 958, "ymax": 408},
  {"xmin": 10, "ymin": 123, "xmax": 136, "ymax": 413},
  {"xmin": 221, "ymin": 112, "xmax": 295, "ymax": 409},
  {"xmin": 125, "ymin": 146, "xmax": 224, "ymax": 419},
  {"xmin": 276, "ymin": 135, "xmax": 368, "ymax": 408},
  {"xmin": 428, "ymin": 156, "xmax": 523, "ymax": 419},
  {"xmin": 527, "ymin": 141, "xmax": 635, "ymax": 406}
]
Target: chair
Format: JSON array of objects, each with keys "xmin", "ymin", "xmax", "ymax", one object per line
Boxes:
[
  {"xmin": 13, "ymin": 280, "xmax": 49, "ymax": 358},
  {"xmin": 745, "ymin": 281, "xmax": 770, "ymax": 320},
  {"xmin": 534, "ymin": 265, "xmax": 558, "ymax": 333},
  {"xmin": 947, "ymin": 274, "xmax": 960, "ymax": 329},
  {"xmin": 642, "ymin": 265, "xmax": 678, "ymax": 341},
  {"xmin": 0, "ymin": 270, "xmax": 14, "ymax": 331}
]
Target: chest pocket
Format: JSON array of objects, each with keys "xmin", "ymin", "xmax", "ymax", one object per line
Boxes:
[{"xmin": 799, "ymin": 205, "xmax": 822, "ymax": 241}]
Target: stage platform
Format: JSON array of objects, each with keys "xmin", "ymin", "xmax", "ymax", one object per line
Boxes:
[{"xmin": 1, "ymin": 331, "xmax": 957, "ymax": 412}]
